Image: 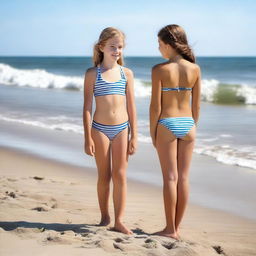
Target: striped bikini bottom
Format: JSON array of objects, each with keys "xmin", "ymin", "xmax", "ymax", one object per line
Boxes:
[
  {"xmin": 158, "ymin": 117, "xmax": 195, "ymax": 139},
  {"xmin": 92, "ymin": 120, "xmax": 129, "ymax": 141}
]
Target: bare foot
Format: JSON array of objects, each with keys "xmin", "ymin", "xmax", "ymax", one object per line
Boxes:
[
  {"xmin": 153, "ymin": 228, "xmax": 179, "ymax": 240},
  {"xmin": 176, "ymin": 226, "xmax": 181, "ymax": 239},
  {"xmin": 98, "ymin": 216, "xmax": 111, "ymax": 226},
  {"xmin": 114, "ymin": 222, "xmax": 133, "ymax": 235}
]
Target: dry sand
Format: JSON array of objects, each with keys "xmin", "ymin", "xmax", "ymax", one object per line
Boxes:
[{"xmin": 0, "ymin": 147, "xmax": 256, "ymax": 256}]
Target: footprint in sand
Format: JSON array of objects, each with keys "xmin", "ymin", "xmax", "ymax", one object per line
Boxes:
[
  {"xmin": 44, "ymin": 235, "xmax": 71, "ymax": 245},
  {"xmin": 114, "ymin": 237, "xmax": 131, "ymax": 244},
  {"xmin": 114, "ymin": 237, "xmax": 123, "ymax": 243},
  {"xmin": 12, "ymin": 227, "xmax": 41, "ymax": 239},
  {"xmin": 113, "ymin": 242, "xmax": 125, "ymax": 251},
  {"xmin": 134, "ymin": 234, "xmax": 148, "ymax": 239},
  {"xmin": 31, "ymin": 206, "xmax": 49, "ymax": 212},
  {"xmin": 33, "ymin": 176, "xmax": 44, "ymax": 181},
  {"xmin": 161, "ymin": 240, "xmax": 176, "ymax": 250},
  {"xmin": 5, "ymin": 191, "xmax": 16, "ymax": 198},
  {"xmin": 7, "ymin": 178, "xmax": 18, "ymax": 182},
  {"xmin": 28, "ymin": 194, "xmax": 58, "ymax": 209},
  {"xmin": 70, "ymin": 182, "xmax": 79, "ymax": 185},
  {"xmin": 51, "ymin": 202, "xmax": 58, "ymax": 209},
  {"xmin": 212, "ymin": 245, "xmax": 227, "ymax": 255},
  {"xmin": 143, "ymin": 238, "xmax": 159, "ymax": 249}
]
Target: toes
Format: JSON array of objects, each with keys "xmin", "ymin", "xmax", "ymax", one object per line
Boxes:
[{"xmin": 113, "ymin": 224, "xmax": 132, "ymax": 235}]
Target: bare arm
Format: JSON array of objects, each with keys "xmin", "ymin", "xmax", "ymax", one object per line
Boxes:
[
  {"xmin": 150, "ymin": 66, "xmax": 162, "ymax": 147},
  {"xmin": 192, "ymin": 66, "xmax": 201, "ymax": 125},
  {"xmin": 83, "ymin": 68, "xmax": 96, "ymax": 156},
  {"xmin": 125, "ymin": 68, "xmax": 137, "ymax": 154}
]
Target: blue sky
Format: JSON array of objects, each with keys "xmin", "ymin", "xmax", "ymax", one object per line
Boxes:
[{"xmin": 0, "ymin": 0, "xmax": 256, "ymax": 56}]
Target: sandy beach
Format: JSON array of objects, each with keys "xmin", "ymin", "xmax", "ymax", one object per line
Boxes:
[
  {"xmin": 1, "ymin": 147, "xmax": 256, "ymax": 256},
  {"xmin": 1, "ymin": 1, "xmax": 256, "ymax": 254},
  {"xmin": 1, "ymin": 57, "xmax": 256, "ymax": 256}
]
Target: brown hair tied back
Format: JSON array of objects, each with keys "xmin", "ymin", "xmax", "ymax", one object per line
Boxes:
[{"xmin": 158, "ymin": 24, "xmax": 195, "ymax": 63}]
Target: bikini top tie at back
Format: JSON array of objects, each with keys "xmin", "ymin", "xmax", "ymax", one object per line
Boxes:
[
  {"xmin": 94, "ymin": 66, "xmax": 127, "ymax": 97},
  {"xmin": 162, "ymin": 87, "xmax": 192, "ymax": 92}
]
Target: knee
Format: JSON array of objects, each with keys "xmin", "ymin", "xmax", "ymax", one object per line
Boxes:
[
  {"xmin": 112, "ymin": 169, "xmax": 126, "ymax": 184},
  {"xmin": 98, "ymin": 173, "xmax": 111, "ymax": 186},
  {"xmin": 163, "ymin": 172, "xmax": 178, "ymax": 184},
  {"xmin": 178, "ymin": 174, "xmax": 189, "ymax": 184}
]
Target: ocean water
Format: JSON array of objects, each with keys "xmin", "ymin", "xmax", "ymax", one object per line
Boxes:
[{"xmin": 0, "ymin": 56, "xmax": 256, "ymax": 170}]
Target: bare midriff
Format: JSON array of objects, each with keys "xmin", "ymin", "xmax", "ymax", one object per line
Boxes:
[{"xmin": 93, "ymin": 95, "xmax": 128, "ymax": 124}]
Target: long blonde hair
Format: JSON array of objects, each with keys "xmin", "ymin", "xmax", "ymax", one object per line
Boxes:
[
  {"xmin": 158, "ymin": 24, "xmax": 195, "ymax": 63},
  {"xmin": 93, "ymin": 27, "xmax": 125, "ymax": 67}
]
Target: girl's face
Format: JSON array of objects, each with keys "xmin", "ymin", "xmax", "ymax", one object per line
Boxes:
[
  {"xmin": 158, "ymin": 37, "xmax": 172, "ymax": 59},
  {"xmin": 100, "ymin": 36, "xmax": 124, "ymax": 62}
]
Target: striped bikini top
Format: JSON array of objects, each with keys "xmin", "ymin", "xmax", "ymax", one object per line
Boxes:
[
  {"xmin": 94, "ymin": 66, "xmax": 127, "ymax": 97},
  {"xmin": 162, "ymin": 87, "xmax": 192, "ymax": 92}
]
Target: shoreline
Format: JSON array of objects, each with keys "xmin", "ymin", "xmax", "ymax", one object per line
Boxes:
[
  {"xmin": 1, "ymin": 118, "xmax": 256, "ymax": 221},
  {"xmin": 1, "ymin": 146, "xmax": 256, "ymax": 255},
  {"xmin": 1, "ymin": 145, "xmax": 256, "ymax": 221}
]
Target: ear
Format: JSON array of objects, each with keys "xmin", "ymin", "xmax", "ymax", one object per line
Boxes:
[
  {"xmin": 99, "ymin": 44, "xmax": 104, "ymax": 52},
  {"xmin": 165, "ymin": 44, "xmax": 171, "ymax": 50}
]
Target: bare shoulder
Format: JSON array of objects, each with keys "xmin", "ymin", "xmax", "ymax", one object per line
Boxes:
[
  {"xmin": 190, "ymin": 63, "xmax": 201, "ymax": 77},
  {"xmin": 189, "ymin": 61, "xmax": 200, "ymax": 70},
  {"xmin": 84, "ymin": 67, "xmax": 97, "ymax": 87},
  {"xmin": 85, "ymin": 67, "xmax": 97, "ymax": 77},
  {"xmin": 183, "ymin": 60, "xmax": 200, "ymax": 71},
  {"xmin": 123, "ymin": 67, "xmax": 133, "ymax": 76},
  {"xmin": 123, "ymin": 67, "xmax": 134, "ymax": 80},
  {"xmin": 152, "ymin": 62, "xmax": 170, "ymax": 75},
  {"xmin": 194, "ymin": 63, "xmax": 201, "ymax": 74}
]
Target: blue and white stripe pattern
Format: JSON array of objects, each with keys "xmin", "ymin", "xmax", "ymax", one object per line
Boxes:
[
  {"xmin": 92, "ymin": 120, "xmax": 129, "ymax": 141},
  {"xmin": 94, "ymin": 66, "xmax": 127, "ymax": 97},
  {"xmin": 162, "ymin": 87, "xmax": 192, "ymax": 92},
  {"xmin": 158, "ymin": 117, "xmax": 194, "ymax": 138}
]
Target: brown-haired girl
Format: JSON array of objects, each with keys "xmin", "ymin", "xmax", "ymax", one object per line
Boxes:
[
  {"xmin": 83, "ymin": 27, "xmax": 137, "ymax": 235},
  {"xmin": 150, "ymin": 24, "xmax": 201, "ymax": 239}
]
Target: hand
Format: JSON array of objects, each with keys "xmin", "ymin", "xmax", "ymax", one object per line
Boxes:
[
  {"xmin": 128, "ymin": 137, "xmax": 137, "ymax": 155},
  {"xmin": 84, "ymin": 138, "xmax": 95, "ymax": 156}
]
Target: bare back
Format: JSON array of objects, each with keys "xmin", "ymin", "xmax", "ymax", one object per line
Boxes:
[{"xmin": 158, "ymin": 59, "xmax": 200, "ymax": 118}]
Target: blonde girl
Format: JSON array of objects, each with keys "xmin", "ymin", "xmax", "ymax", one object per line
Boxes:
[{"xmin": 83, "ymin": 27, "xmax": 137, "ymax": 235}]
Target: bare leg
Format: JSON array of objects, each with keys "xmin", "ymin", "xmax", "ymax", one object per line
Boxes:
[
  {"xmin": 175, "ymin": 126, "xmax": 196, "ymax": 236},
  {"xmin": 92, "ymin": 128, "xmax": 111, "ymax": 226},
  {"xmin": 111, "ymin": 128, "xmax": 132, "ymax": 235},
  {"xmin": 155, "ymin": 124, "xmax": 179, "ymax": 240}
]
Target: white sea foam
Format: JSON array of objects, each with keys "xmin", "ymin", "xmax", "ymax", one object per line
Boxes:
[
  {"xmin": 236, "ymin": 84, "xmax": 256, "ymax": 104},
  {"xmin": 134, "ymin": 79, "xmax": 151, "ymax": 97},
  {"xmin": 200, "ymin": 79, "xmax": 256, "ymax": 105},
  {"xmin": 220, "ymin": 134, "xmax": 233, "ymax": 138},
  {"xmin": 0, "ymin": 63, "xmax": 151, "ymax": 98},
  {"xmin": 0, "ymin": 114, "xmax": 84, "ymax": 134},
  {"xmin": 0, "ymin": 63, "xmax": 83, "ymax": 90},
  {"xmin": 1, "ymin": 63, "xmax": 256, "ymax": 103},
  {"xmin": 194, "ymin": 145, "xmax": 256, "ymax": 170},
  {"xmin": 1, "ymin": 113, "xmax": 255, "ymax": 170},
  {"xmin": 0, "ymin": 114, "xmax": 152, "ymax": 143},
  {"xmin": 200, "ymin": 79, "xmax": 219, "ymax": 102},
  {"xmin": 200, "ymin": 137, "xmax": 219, "ymax": 142}
]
